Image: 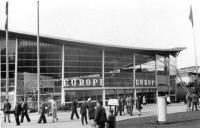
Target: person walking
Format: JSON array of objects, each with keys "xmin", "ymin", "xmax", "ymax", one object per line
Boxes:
[
  {"xmin": 51, "ymin": 98, "xmax": 58, "ymax": 123},
  {"xmin": 142, "ymin": 95, "xmax": 147, "ymax": 105},
  {"xmin": 107, "ymin": 109, "xmax": 116, "ymax": 128},
  {"xmin": 136, "ymin": 96, "xmax": 142, "ymax": 116},
  {"xmin": 186, "ymin": 92, "xmax": 192, "ymax": 111},
  {"xmin": 94, "ymin": 100, "xmax": 107, "ymax": 128},
  {"xmin": 191, "ymin": 92, "xmax": 199, "ymax": 111},
  {"xmin": 80, "ymin": 100, "xmax": 88, "ymax": 125},
  {"xmin": 70, "ymin": 98, "xmax": 79, "ymax": 120},
  {"xmin": 3, "ymin": 99, "xmax": 11, "ymax": 123},
  {"xmin": 130, "ymin": 95, "xmax": 134, "ymax": 116},
  {"xmin": 14, "ymin": 100, "xmax": 22, "ymax": 126},
  {"xmin": 121, "ymin": 95, "xmax": 126, "ymax": 115},
  {"xmin": 126, "ymin": 96, "xmax": 131, "ymax": 115},
  {"xmin": 87, "ymin": 98, "xmax": 95, "ymax": 125},
  {"xmin": 116, "ymin": 96, "xmax": 122, "ymax": 116},
  {"xmin": 38, "ymin": 100, "xmax": 47, "ymax": 124},
  {"xmin": 21, "ymin": 99, "xmax": 31, "ymax": 123}
]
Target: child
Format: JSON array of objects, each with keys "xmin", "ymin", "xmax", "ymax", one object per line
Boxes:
[{"xmin": 107, "ymin": 109, "xmax": 116, "ymax": 128}]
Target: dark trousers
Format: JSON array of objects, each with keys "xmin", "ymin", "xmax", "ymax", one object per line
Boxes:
[
  {"xmin": 192, "ymin": 102, "xmax": 198, "ymax": 111},
  {"xmin": 116, "ymin": 107, "xmax": 122, "ymax": 116},
  {"xmin": 38, "ymin": 112, "xmax": 47, "ymax": 123},
  {"xmin": 4, "ymin": 112, "xmax": 10, "ymax": 122},
  {"xmin": 122, "ymin": 105, "xmax": 125, "ymax": 115},
  {"xmin": 15, "ymin": 114, "xmax": 20, "ymax": 125},
  {"xmin": 127, "ymin": 106, "xmax": 133, "ymax": 116},
  {"xmin": 97, "ymin": 122, "xmax": 105, "ymax": 128},
  {"xmin": 71, "ymin": 109, "xmax": 79, "ymax": 119},
  {"xmin": 21, "ymin": 111, "xmax": 31, "ymax": 122},
  {"xmin": 81, "ymin": 113, "xmax": 88, "ymax": 125}
]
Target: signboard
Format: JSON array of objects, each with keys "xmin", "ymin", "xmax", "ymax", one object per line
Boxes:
[
  {"xmin": 107, "ymin": 99, "xmax": 119, "ymax": 106},
  {"xmin": 135, "ymin": 79, "xmax": 155, "ymax": 86},
  {"xmin": 64, "ymin": 78, "xmax": 103, "ymax": 88}
]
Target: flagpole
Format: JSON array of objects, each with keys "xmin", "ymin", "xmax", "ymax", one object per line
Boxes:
[
  {"xmin": 37, "ymin": 0, "xmax": 40, "ymax": 112},
  {"xmin": 5, "ymin": 1, "xmax": 9, "ymax": 100},
  {"xmin": 192, "ymin": 26, "xmax": 198, "ymax": 83},
  {"xmin": 189, "ymin": 4, "xmax": 199, "ymax": 89}
]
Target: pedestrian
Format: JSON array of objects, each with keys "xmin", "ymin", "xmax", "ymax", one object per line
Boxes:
[
  {"xmin": 130, "ymin": 95, "xmax": 134, "ymax": 116},
  {"xmin": 191, "ymin": 92, "xmax": 199, "ymax": 111},
  {"xmin": 106, "ymin": 109, "xmax": 116, "ymax": 128},
  {"xmin": 51, "ymin": 98, "xmax": 58, "ymax": 123},
  {"xmin": 136, "ymin": 96, "xmax": 142, "ymax": 116},
  {"xmin": 80, "ymin": 100, "xmax": 88, "ymax": 125},
  {"xmin": 14, "ymin": 100, "xmax": 22, "ymax": 126},
  {"xmin": 70, "ymin": 98, "xmax": 79, "ymax": 120},
  {"xmin": 116, "ymin": 96, "xmax": 122, "ymax": 116},
  {"xmin": 3, "ymin": 99, "xmax": 11, "ymax": 123},
  {"xmin": 47, "ymin": 100, "xmax": 52, "ymax": 116},
  {"xmin": 185, "ymin": 92, "xmax": 192, "ymax": 111},
  {"xmin": 142, "ymin": 95, "xmax": 147, "ymax": 105},
  {"xmin": 121, "ymin": 95, "xmax": 126, "ymax": 115},
  {"xmin": 94, "ymin": 100, "xmax": 107, "ymax": 128},
  {"xmin": 126, "ymin": 96, "xmax": 130, "ymax": 115},
  {"xmin": 87, "ymin": 98, "xmax": 95, "ymax": 125},
  {"xmin": 21, "ymin": 99, "xmax": 31, "ymax": 123},
  {"xmin": 38, "ymin": 100, "xmax": 47, "ymax": 124}
]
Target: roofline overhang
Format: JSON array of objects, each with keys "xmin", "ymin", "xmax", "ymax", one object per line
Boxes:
[{"xmin": 0, "ymin": 29, "xmax": 186, "ymax": 56}]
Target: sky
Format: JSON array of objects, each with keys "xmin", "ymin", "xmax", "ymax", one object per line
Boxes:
[{"xmin": 0, "ymin": 0, "xmax": 200, "ymax": 68}]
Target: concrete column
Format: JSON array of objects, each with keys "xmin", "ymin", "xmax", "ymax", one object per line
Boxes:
[
  {"xmin": 157, "ymin": 96, "xmax": 167, "ymax": 123},
  {"xmin": 133, "ymin": 52, "xmax": 137, "ymax": 103},
  {"xmin": 155, "ymin": 54, "xmax": 158, "ymax": 99},
  {"xmin": 102, "ymin": 49, "xmax": 105, "ymax": 107},
  {"xmin": 167, "ymin": 56, "xmax": 171, "ymax": 96},
  {"xmin": 61, "ymin": 45, "xmax": 65, "ymax": 105},
  {"xmin": 14, "ymin": 38, "xmax": 18, "ymax": 107}
]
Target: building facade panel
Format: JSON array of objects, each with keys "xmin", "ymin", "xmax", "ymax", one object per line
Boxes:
[{"xmin": 0, "ymin": 30, "xmax": 183, "ymax": 109}]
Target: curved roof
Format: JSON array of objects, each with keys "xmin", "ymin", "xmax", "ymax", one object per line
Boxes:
[{"xmin": 0, "ymin": 29, "xmax": 186, "ymax": 56}]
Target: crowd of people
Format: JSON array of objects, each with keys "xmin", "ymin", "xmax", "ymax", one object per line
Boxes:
[
  {"xmin": 3, "ymin": 98, "xmax": 57, "ymax": 126},
  {"xmin": 3, "ymin": 95, "xmax": 147, "ymax": 128},
  {"xmin": 3, "ymin": 99, "xmax": 31, "ymax": 126},
  {"xmin": 70, "ymin": 98, "xmax": 115, "ymax": 128},
  {"xmin": 114, "ymin": 95, "xmax": 145, "ymax": 117},
  {"xmin": 185, "ymin": 92, "xmax": 200, "ymax": 111}
]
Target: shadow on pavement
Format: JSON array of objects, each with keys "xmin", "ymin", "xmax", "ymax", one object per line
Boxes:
[{"xmin": 117, "ymin": 111, "xmax": 200, "ymax": 128}]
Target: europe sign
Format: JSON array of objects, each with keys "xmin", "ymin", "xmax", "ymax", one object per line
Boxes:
[
  {"xmin": 64, "ymin": 78, "xmax": 104, "ymax": 88},
  {"xmin": 135, "ymin": 79, "xmax": 155, "ymax": 86}
]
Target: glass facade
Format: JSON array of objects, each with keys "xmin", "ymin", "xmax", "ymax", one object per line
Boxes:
[{"xmin": 0, "ymin": 31, "xmax": 181, "ymax": 109}]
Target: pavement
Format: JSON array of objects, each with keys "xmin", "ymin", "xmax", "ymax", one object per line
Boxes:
[{"xmin": 0, "ymin": 103, "xmax": 198, "ymax": 128}]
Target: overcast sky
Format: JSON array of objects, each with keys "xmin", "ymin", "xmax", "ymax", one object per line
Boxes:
[{"xmin": 0, "ymin": 0, "xmax": 200, "ymax": 68}]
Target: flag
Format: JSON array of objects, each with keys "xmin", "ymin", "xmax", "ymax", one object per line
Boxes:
[
  {"xmin": 189, "ymin": 5, "xmax": 193, "ymax": 27},
  {"xmin": 5, "ymin": 1, "xmax": 8, "ymax": 30}
]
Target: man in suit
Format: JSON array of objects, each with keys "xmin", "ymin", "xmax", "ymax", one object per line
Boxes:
[
  {"xmin": 87, "ymin": 98, "xmax": 95, "ymax": 125},
  {"xmin": 3, "ymin": 99, "xmax": 11, "ymax": 123},
  {"xmin": 94, "ymin": 100, "xmax": 107, "ymax": 128},
  {"xmin": 21, "ymin": 99, "xmax": 31, "ymax": 123},
  {"xmin": 14, "ymin": 100, "xmax": 22, "ymax": 126},
  {"xmin": 71, "ymin": 98, "xmax": 79, "ymax": 120},
  {"xmin": 80, "ymin": 100, "xmax": 88, "ymax": 125},
  {"xmin": 38, "ymin": 100, "xmax": 47, "ymax": 124},
  {"xmin": 191, "ymin": 92, "xmax": 199, "ymax": 111}
]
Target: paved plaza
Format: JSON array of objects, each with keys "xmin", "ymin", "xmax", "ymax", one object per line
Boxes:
[{"xmin": 1, "ymin": 103, "xmax": 199, "ymax": 128}]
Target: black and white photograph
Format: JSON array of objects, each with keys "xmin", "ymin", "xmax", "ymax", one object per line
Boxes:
[{"xmin": 1, "ymin": 0, "xmax": 200, "ymax": 128}]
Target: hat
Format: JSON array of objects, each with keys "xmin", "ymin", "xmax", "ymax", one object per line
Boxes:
[{"xmin": 88, "ymin": 98, "xmax": 91, "ymax": 101}]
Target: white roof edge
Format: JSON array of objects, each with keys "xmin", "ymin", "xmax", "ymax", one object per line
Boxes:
[{"xmin": 0, "ymin": 29, "xmax": 186, "ymax": 52}]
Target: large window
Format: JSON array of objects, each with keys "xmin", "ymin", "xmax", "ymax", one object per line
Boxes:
[
  {"xmin": 1, "ymin": 37, "xmax": 16, "ymax": 108},
  {"xmin": 64, "ymin": 47, "xmax": 102, "ymax": 87},
  {"xmin": 17, "ymin": 39, "xmax": 37, "ymax": 108},
  {"xmin": 104, "ymin": 51, "xmax": 133, "ymax": 87}
]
